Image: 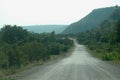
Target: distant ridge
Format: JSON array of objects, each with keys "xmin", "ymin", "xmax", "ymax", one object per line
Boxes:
[
  {"xmin": 62, "ymin": 6, "xmax": 119, "ymax": 34},
  {"xmin": 22, "ymin": 25, "xmax": 68, "ymax": 34}
]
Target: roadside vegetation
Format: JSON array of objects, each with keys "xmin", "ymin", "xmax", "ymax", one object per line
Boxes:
[
  {"xmin": 0, "ymin": 25, "xmax": 73, "ymax": 79},
  {"xmin": 76, "ymin": 8, "xmax": 120, "ymax": 63}
]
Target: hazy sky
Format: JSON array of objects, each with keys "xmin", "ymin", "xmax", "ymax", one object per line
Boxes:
[{"xmin": 0, "ymin": 0, "xmax": 120, "ymax": 27}]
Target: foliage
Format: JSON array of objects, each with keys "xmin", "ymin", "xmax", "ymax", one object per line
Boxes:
[
  {"xmin": 0, "ymin": 25, "xmax": 73, "ymax": 76},
  {"xmin": 1, "ymin": 25, "xmax": 28, "ymax": 44}
]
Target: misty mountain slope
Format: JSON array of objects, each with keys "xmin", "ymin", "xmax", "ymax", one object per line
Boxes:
[
  {"xmin": 22, "ymin": 25, "xmax": 68, "ymax": 34},
  {"xmin": 62, "ymin": 7, "xmax": 119, "ymax": 34}
]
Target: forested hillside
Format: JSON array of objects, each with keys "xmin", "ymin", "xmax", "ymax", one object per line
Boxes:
[
  {"xmin": 76, "ymin": 8, "xmax": 120, "ymax": 61},
  {"xmin": 22, "ymin": 25, "xmax": 68, "ymax": 34},
  {"xmin": 63, "ymin": 6, "xmax": 119, "ymax": 34},
  {"xmin": 0, "ymin": 25, "xmax": 73, "ymax": 79}
]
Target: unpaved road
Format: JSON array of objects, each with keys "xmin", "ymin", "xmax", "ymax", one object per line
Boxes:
[{"xmin": 16, "ymin": 39, "xmax": 120, "ymax": 80}]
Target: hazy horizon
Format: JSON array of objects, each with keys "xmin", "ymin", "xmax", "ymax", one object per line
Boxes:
[{"xmin": 0, "ymin": 0, "xmax": 120, "ymax": 27}]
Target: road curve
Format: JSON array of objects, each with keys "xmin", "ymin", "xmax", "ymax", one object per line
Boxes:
[{"xmin": 16, "ymin": 39, "xmax": 120, "ymax": 80}]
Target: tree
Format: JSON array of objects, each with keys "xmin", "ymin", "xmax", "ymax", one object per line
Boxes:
[
  {"xmin": 7, "ymin": 45, "xmax": 22, "ymax": 68},
  {"xmin": 109, "ymin": 19, "xmax": 120, "ymax": 44},
  {"xmin": 0, "ymin": 48, "xmax": 9, "ymax": 69},
  {"xmin": 115, "ymin": 19, "xmax": 120, "ymax": 42},
  {"xmin": 1, "ymin": 25, "xmax": 28, "ymax": 44},
  {"xmin": 22, "ymin": 42, "xmax": 47, "ymax": 62}
]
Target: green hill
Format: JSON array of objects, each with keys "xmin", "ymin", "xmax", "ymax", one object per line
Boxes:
[
  {"xmin": 63, "ymin": 6, "xmax": 119, "ymax": 34},
  {"xmin": 22, "ymin": 25, "xmax": 68, "ymax": 34},
  {"xmin": 76, "ymin": 7, "xmax": 120, "ymax": 61}
]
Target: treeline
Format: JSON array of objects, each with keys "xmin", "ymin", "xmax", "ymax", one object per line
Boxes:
[
  {"xmin": 76, "ymin": 8, "xmax": 120, "ymax": 61},
  {"xmin": 0, "ymin": 25, "xmax": 73, "ymax": 76}
]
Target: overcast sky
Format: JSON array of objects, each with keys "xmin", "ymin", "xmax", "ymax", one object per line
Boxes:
[{"xmin": 0, "ymin": 0, "xmax": 120, "ymax": 27}]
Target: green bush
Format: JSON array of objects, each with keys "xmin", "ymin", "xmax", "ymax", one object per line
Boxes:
[{"xmin": 102, "ymin": 52, "xmax": 120, "ymax": 61}]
